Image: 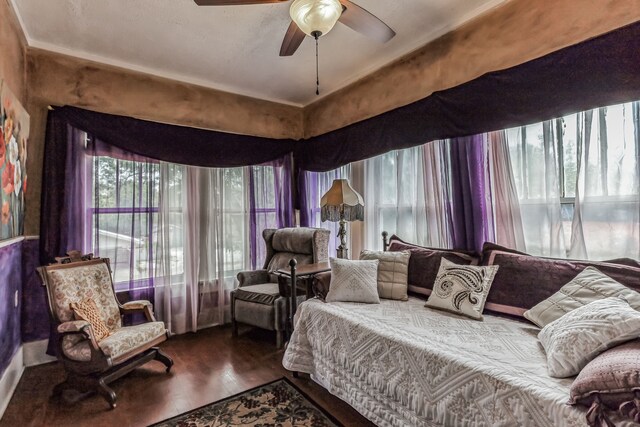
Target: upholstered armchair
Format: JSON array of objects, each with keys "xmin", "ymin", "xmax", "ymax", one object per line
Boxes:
[
  {"xmin": 232, "ymin": 227, "xmax": 330, "ymax": 348},
  {"xmin": 38, "ymin": 252, "xmax": 173, "ymax": 409}
]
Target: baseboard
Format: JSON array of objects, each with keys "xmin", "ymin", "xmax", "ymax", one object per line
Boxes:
[
  {"xmin": 0, "ymin": 346, "xmax": 24, "ymax": 420},
  {"xmin": 23, "ymin": 339, "xmax": 55, "ymax": 367}
]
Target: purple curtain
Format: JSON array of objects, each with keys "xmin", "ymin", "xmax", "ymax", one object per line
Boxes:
[
  {"xmin": 63, "ymin": 126, "xmax": 91, "ymax": 254},
  {"xmin": 298, "ymin": 170, "xmax": 317, "ymax": 228},
  {"xmin": 40, "ymin": 116, "xmax": 77, "ymax": 265},
  {"xmin": 53, "ymin": 107, "xmax": 295, "ymax": 168},
  {"xmin": 249, "ymin": 155, "xmax": 295, "ymax": 269},
  {"xmin": 447, "ymin": 135, "xmax": 495, "ymax": 253}
]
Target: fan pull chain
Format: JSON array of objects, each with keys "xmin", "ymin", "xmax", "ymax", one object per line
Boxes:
[{"xmin": 315, "ymin": 34, "xmax": 320, "ymax": 95}]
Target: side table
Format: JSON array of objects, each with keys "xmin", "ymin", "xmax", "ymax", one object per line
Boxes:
[{"xmin": 277, "ymin": 260, "xmax": 330, "ymax": 338}]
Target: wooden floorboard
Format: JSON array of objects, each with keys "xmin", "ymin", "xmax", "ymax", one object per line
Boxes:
[{"xmin": 1, "ymin": 325, "xmax": 375, "ymax": 427}]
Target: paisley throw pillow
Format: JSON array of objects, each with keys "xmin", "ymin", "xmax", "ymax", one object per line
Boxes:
[{"xmin": 425, "ymin": 258, "xmax": 499, "ymax": 320}]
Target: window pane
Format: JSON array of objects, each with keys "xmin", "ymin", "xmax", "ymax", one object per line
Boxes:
[
  {"xmin": 93, "ymin": 212, "xmax": 155, "ymax": 284},
  {"xmin": 93, "ymin": 157, "xmax": 159, "ymax": 208},
  {"xmin": 91, "ymin": 156, "xmax": 160, "ymax": 288}
]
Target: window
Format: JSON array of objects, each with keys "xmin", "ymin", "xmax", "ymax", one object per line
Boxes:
[
  {"xmin": 223, "ymin": 167, "xmax": 250, "ymax": 275},
  {"xmin": 88, "ymin": 154, "xmax": 287, "ymax": 289},
  {"xmin": 364, "ymin": 147, "xmax": 428, "ymax": 250},
  {"xmin": 507, "ymin": 122, "xmax": 570, "ymax": 256},
  {"xmin": 89, "ymin": 155, "xmax": 160, "ymax": 289},
  {"xmin": 507, "ymin": 102, "xmax": 640, "ymax": 259}
]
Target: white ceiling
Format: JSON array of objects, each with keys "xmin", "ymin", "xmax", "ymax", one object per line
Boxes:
[{"xmin": 11, "ymin": 0, "xmax": 505, "ymax": 106}]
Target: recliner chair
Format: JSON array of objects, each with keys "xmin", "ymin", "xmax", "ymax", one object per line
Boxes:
[{"xmin": 232, "ymin": 227, "xmax": 330, "ymax": 348}]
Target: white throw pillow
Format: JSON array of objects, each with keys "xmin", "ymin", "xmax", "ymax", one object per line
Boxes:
[
  {"xmin": 326, "ymin": 258, "xmax": 380, "ymax": 304},
  {"xmin": 539, "ymin": 297, "xmax": 640, "ymax": 378},
  {"xmin": 360, "ymin": 250, "xmax": 410, "ymax": 301},
  {"xmin": 524, "ymin": 267, "xmax": 640, "ymax": 328},
  {"xmin": 425, "ymin": 258, "xmax": 498, "ymax": 320}
]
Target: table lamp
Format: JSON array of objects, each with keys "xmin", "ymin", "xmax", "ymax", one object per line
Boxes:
[{"xmin": 320, "ymin": 179, "xmax": 364, "ymax": 259}]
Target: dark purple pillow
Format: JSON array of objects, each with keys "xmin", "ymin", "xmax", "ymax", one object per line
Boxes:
[
  {"xmin": 481, "ymin": 242, "xmax": 640, "ymax": 317},
  {"xmin": 387, "ymin": 235, "xmax": 479, "ymax": 296},
  {"xmin": 570, "ymin": 340, "xmax": 640, "ymax": 426}
]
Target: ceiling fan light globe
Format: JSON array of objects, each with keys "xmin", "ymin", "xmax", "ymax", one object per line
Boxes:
[{"xmin": 290, "ymin": 0, "xmax": 342, "ymax": 37}]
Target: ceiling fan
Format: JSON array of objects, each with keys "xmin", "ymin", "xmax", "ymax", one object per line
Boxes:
[
  {"xmin": 193, "ymin": 0, "xmax": 396, "ymax": 56},
  {"xmin": 194, "ymin": 0, "xmax": 396, "ymax": 95}
]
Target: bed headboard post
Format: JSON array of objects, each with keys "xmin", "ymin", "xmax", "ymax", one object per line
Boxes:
[{"xmin": 382, "ymin": 231, "xmax": 389, "ymax": 252}]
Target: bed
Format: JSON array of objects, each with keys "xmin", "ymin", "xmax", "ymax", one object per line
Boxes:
[{"xmin": 283, "ymin": 297, "xmax": 589, "ymax": 427}]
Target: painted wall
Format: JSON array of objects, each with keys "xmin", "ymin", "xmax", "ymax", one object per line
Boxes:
[
  {"xmin": 0, "ymin": 241, "xmax": 23, "ymax": 379},
  {"xmin": 303, "ymin": 0, "xmax": 640, "ymax": 137},
  {"xmin": 0, "ymin": 0, "xmax": 26, "ymax": 103},
  {"xmin": 0, "ymin": 0, "xmax": 28, "ymax": 379},
  {"xmin": 21, "ymin": 239, "xmax": 47, "ymax": 342}
]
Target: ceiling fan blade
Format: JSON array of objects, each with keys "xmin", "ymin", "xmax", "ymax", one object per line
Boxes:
[
  {"xmin": 338, "ymin": 0, "xmax": 396, "ymax": 43},
  {"xmin": 194, "ymin": 0, "xmax": 286, "ymax": 5},
  {"xmin": 279, "ymin": 21, "xmax": 306, "ymax": 56}
]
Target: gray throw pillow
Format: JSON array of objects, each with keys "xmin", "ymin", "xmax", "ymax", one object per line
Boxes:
[
  {"xmin": 360, "ymin": 250, "xmax": 410, "ymax": 301},
  {"xmin": 524, "ymin": 267, "xmax": 640, "ymax": 328},
  {"xmin": 326, "ymin": 258, "xmax": 380, "ymax": 304},
  {"xmin": 425, "ymin": 259, "xmax": 498, "ymax": 320}
]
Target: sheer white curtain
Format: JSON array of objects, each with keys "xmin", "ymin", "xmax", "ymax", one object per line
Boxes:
[
  {"xmin": 506, "ymin": 123, "xmax": 568, "ymax": 257},
  {"xmin": 155, "ymin": 163, "xmax": 248, "ymax": 334},
  {"xmin": 569, "ymin": 103, "xmax": 640, "ymax": 260},
  {"xmin": 364, "ymin": 146, "xmax": 428, "ymax": 250},
  {"xmin": 506, "ymin": 101, "xmax": 640, "ymax": 260},
  {"xmin": 422, "ymin": 141, "xmax": 453, "ymax": 248},
  {"xmin": 488, "ymin": 131, "xmax": 526, "ymax": 251}
]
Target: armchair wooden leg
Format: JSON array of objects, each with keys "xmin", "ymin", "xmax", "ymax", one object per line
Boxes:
[
  {"xmin": 154, "ymin": 347, "xmax": 174, "ymax": 373},
  {"xmin": 97, "ymin": 377, "xmax": 117, "ymax": 409},
  {"xmin": 276, "ymin": 330, "xmax": 284, "ymax": 349}
]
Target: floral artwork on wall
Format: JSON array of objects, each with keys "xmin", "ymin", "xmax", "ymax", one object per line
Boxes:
[{"xmin": 0, "ymin": 80, "xmax": 29, "ymax": 240}]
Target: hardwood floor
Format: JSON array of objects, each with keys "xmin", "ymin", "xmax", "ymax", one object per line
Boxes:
[{"xmin": 1, "ymin": 325, "xmax": 375, "ymax": 427}]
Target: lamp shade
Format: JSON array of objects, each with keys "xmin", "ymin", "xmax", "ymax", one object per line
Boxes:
[
  {"xmin": 320, "ymin": 179, "xmax": 364, "ymax": 222},
  {"xmin": 289, "ymin": 0, "xmax": 343, "ymax": 37}
]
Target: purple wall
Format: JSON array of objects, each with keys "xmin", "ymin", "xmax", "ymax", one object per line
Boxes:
[
  {"xmin": 21, "ymin": 239, "xmax": 49, "ymax": 342},
  {"xmin": 0, "ymin": 240, "xmax": 23, "ymax": 378}
]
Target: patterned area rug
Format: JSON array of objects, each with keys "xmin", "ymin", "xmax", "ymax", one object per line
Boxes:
[{"xmin": 150, "ymin": 378, "xmax": 342, "ymax": 427}]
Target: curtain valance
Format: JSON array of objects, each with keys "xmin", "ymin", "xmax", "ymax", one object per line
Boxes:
[
  {"xmin": 296, "ymin": 21, "xmax": 640, "ymax": 171},
  {"xmin": 50, "ymin": 21, "xmax": 640, "ymax": 172},
  {"xmin": 51, "ymin": 106, "xmax": 296, "ymax": 167}
]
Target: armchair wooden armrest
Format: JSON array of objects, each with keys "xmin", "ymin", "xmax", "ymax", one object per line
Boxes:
[
  {"xmin": 120, "ymin": 300, "xmax": 156, "ymax": 322},
  {"xmin": 57, "ymin": 321, "xmax": 111, "ymax": 370},
  {"xmin": 57, "ymin": 320, "xmax": 92, "ymax": 335},
  {"xmin": 237, "ymin": 269, "xmax": 270, "ymax": 287}
]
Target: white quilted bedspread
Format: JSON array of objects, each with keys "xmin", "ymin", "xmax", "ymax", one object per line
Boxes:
[{"xmin": 282, "ymin": 297, "xmax": 590, "ymax": 427}]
